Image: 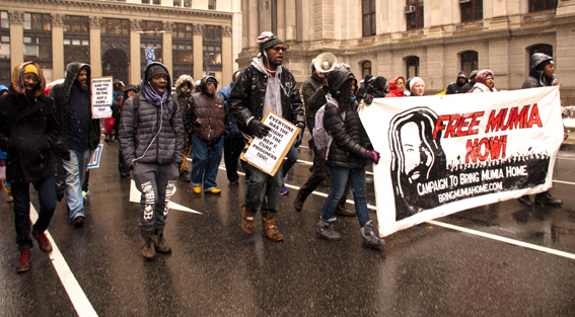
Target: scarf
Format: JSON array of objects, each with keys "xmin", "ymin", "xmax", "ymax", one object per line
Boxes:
[{"xmin": 142, "ymin": 83, "xmax": 168, "ymax": 106}]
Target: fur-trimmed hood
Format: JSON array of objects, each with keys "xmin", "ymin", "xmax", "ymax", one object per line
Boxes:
[{"xmin": 175, "ymin": 75, "xmax": 194, "ymax": 96}]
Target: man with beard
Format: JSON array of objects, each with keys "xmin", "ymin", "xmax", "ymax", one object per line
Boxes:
[
  {"xmin": 0, "ymin": 62, "xmax": 59, "ymax": 272},
  {"xmin": 445, "ymin": 71, "xmax": 469, "ymax": 94},
  {"xmin": 119, "ymin": 62, "xmax": 183, "ymax": 261},
  {"xmin": 228, "ymin": 32, "xmax": 305, "ymax": 242},
  {"xmin": 185, "ymin": 75, "xmax": 229, "ymax": 195},
  {"xmin": 172, "ymin": 75, "xmax": 194, "ymax": 182},
  {"xmin": 50, "ymin": 63, "xmax": 101, "ymax": 229}
]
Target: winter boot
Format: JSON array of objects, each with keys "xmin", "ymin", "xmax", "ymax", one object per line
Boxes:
[
  {"xmin": 33, "ymin": 231, "xmax": 53, "ymax": 253},
  {"xmin": 534, "ymin": 191, "xmax": 563, "ymax": 206},
  {"xmin": 141, "ymin": 231, "xmax": 156, "ymax": 261},
  {"xmin": 241, "ymin": 205, "xmax": 257, "ymax": 236},
  {"xmin": 361, "ymin": 221, "xmax": 385, "ymax": 249},
  {"xmin": 293, "ymin": 189, "xmax": 307, "ymax": 212},
  {"xmin": 316, "ymin": 218, "xmax": 342, "ymax": 240},
  {"xmin": 16, "ymin": 246, "xmax": 31, "ymax": 273},
  {"xmin": 152, "ymin": 229, "xmax": 172, "ymax": 254},
  {"xmin": 261, "ymin": 213, "xmax": 284, "ymax": 241}
]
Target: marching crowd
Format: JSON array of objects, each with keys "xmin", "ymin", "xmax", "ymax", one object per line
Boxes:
[{"xmin": 0, "ymin": 31, "xmax": 565, "ymax": 271}]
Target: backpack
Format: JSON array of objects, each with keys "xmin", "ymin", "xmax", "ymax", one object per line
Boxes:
[{"xmin": 313, "ymin": 100, "xmax": 346, "ymax": 159}]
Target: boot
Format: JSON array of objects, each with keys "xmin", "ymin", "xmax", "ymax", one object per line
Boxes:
[
  {"xmin": 534, "ymin": 191, "xmax": 563, "ymax": 206},
  {"xmin": 241, "ymin": 205, "xmax": 257, "ymax": 236},
  {"xmin": 261, "ymin": 213, "xmax": 284, "ymax": 241},
  {"xmin": 16, "ymin": 246, "xmax": 31, "ymax": 273},
  {"xmin": 517, "ymin": 195, "xmax": 533, "ymax": 207},
  {"xmin": 361, "ymin": 221, "xmax": 385, "ymax": 249},
  {"xmin": 141, "ymin": 231, "xmax": 156, "ymax": 261},
  {"xmin": 293, "ymin": 189, "xmax": 307, "ymax": 212},
  {"xmin": 334, "ymin": 200, "xmax": 355, "ymax": 217},
  {"xmin": 316, "ymin": 218, "xmax": 342, "ymax": 240},
  {"xmin": 152, "ymin": 229, "xmax": 172, "ymax": 254},
  {"xmin": 33, "ymin": 231, "xmax": 53, "ymax": 253}
]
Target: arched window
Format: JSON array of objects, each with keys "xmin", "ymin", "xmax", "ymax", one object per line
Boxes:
[
  {"xmin": 460, "ymin": 0, "xmax": 483, "ymax": 22},
  {"xmin": 528, "ymin": 44, "xmax": 553, "ymax": 58},
  {"xmin": 460, "ymin": 51, "xmax": 478, "ymax": 75},
  {"xmin": 361, "ymin": 61, "xmax": 372, "ymax": 79},
  {"xmin": 362, "ymin": 0, "xmax": 376, "ymax": 37},
  {"xmin": 405, "ymin": 56, "xmax": 419, "ymax": 79}
]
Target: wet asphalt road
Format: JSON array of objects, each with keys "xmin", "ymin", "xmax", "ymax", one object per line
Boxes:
[{"xmin": 1, "ymin": 131, "xmax": 575, "ymax": 317}]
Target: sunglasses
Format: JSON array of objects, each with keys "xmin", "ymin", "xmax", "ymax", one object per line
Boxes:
[{"xmin": 271, "ymin": 46, "xmax": 288, "ymax": 52}]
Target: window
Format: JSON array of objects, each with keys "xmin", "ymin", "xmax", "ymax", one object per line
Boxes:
[
  {"xmin": 174, "ymin": 0, "xmax": 181, "ymax": 6},
  {"xmin": 153, "ymin": 0, "xmax": 161, "ymax": 4},
  {"xmin": 172, "ymin": 23, "xmax": 194, "ymax": 80},
  {"xmin": 24, "ymin": 13, "xmax": 51, "ymax": 31},
  {"xmin": 1, "ymin": 11, "xmax": 9, "ymax": 29},
  {"xmin": 208, "ymin": 0, "xmax": 216, "ymax": 10},
  {"xmin": 140, "ymin": 20, "xmax": 163, "ymax": 37},
  {"xmin": 0, "ymin": 11, "xmax": 9, "ymax": 85},
  {"xmin": 101, "ymin": 18, "xmax": 130, "ymax": 35},
  {"xmin": 64, "ymin": 16, "xmax": 90, "ymax": 65},
  {"xmin": 362, "ymin": 61, "xmax": 372, "ymax": 80},
  {"xmin": 142, "ymin": 0, "xmax": 150, "ymax": 4},
  {"xmin": 185, "ymin": 0, "xmax": 192, "ymax": 7},
  {"xmin": 362, "ymin": 0, "xmax": 376, "ymax": 37},
  {"xmin": 23, "ymin": 13, "xmax": 52, "ymax": 69},
  {"xmin": 529, "ymin": 0, "xmax": 558, "ymax": 12},
  {"xmin": 203, "ymin": 25, "xmax": 222, "ymax": 73},
  {"xmin": 406, "ymin": 0, "xmax": 424, "ymax": 30},
  {"xmin": 461, "ymin": 0, "xmax": 483, "ymax": 22},
  {"xmin": 405, "ymin": 56, "xmax": 419, "ymax": 79},
  {"xmin": 460, "ymin": 51, "xmax": 478, "ymax": 75},
  {"xmin": 64, "ymin": 15, "xmax": 89, "ymax": 33},
  {"xmin": 528, "ymin": 44, "xmax": 553, "ymax": 59}
]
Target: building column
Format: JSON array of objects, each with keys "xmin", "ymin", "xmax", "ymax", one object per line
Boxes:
[
  {"xmin": 488, "ymin": 38, "xmax": 510, "ymax": 90},
  {"xmin": 193, "ymin": 23, "xmax": 203, "ymax": 81},
  {"xmin": 425, "ymin": 45, "xmax": 445, "ymax": 92},
  {"xmin": 89, "ymin": 17, "xmax": 102, "ymax": 78},
  {"xmin": 130, "ymin": 19, "xmax": 141, "ymax": 84},
  {"xmin": 8, "ymin": 11, "xmax": 24, "ymax": 71},
  {"xmin": 51, "ymin": 14, "xmax": 64, "ymax": 80},
  {"xmin": 222, "ymin": 26, "xmax": 232, "ymax": 83},
  {"xmin": 162, "ymin": 21, "xmax": 173, "ymax": 78}
]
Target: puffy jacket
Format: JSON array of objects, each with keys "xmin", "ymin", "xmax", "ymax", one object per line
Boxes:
[
  {"xmin": 173, "ymin": 74, "xmax": 194, "ymax": 115},
  {"xmin": 228, "ymin": 56, "xmax": 304, "ymax": 136},
  {"xmin": 218, "ymin": 71, "xmax": 242, "ymax": 137},
  {"xmin": 119, "ymin": 63, "xmax": 184, "ymax": 169},
  {"xmin": 49, "ymin": 62, "xmax": 101, "ymax": 160},
  {"xmin": 445, "ymin": 71, "xmax": 469, "ymax": 94},
  {"xmin": 301, "ymin": 72, "xmax": 324, "ymax": 120},
  {"xmin": 186, "ymin": 76, "xmax": 229, "ymax": 142},
  {"xmin": 367, "ymin": 76, "xmax": 388, "ymax": 98},
  {"xmin": 470, "ymin": 70, "xmax": 497, "ymax": 93},
  {"xmin": 0, "ymin": 62, "xmax": 60, "ymax": 183},
  {"xmin": 385, "ymin": 77, "xmax": 405, "ymax": 98},
  {"xmin": 523, "ymin": 53, "xmax": 556, "ymax": 89}
]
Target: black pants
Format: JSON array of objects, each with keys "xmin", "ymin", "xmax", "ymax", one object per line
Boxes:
[{"xmin": 223, "ymin": 136, "xmax": 246, "ymax": 182}]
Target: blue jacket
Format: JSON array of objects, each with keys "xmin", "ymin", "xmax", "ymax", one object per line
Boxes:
[{"xmin": 217, "ymin": 71, "xmax": 242, "ymax": 137}]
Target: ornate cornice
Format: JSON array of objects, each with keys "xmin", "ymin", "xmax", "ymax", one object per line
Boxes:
[
  {"xmin": 51, "ymin": 14, "xmax": 64, "ymax": 27},
  {"xmin": 89, "ymin": 16, "xmax": 100, "ymax": 28},
  {"xmin": 222, "ymin": 26, "xmax": 232, "ymax": 37},
  {"xmin": 193, "ymin": 23, "xmax": 204, "ymax": 35},
  {"xmin": 8, "ymin": 11, "xmax": 24, "ymax": 24},
  {"xmin": 130, "ymin": 19, "xmax": 140, "ymax": 31}
]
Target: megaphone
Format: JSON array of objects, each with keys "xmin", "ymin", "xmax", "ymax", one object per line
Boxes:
[{"xmin": 313, "ymin": 53, "xmax": 337, "ymax": 73}]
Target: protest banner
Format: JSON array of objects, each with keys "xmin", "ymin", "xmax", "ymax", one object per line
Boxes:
[
  {"xmin": 240, "ymin": 110, "xmax": 300, "ymax": 176},
  {"xmin": 358, "ymin": 86, "xmax": 563, "ymax": 237},
  {"xmin": 91, "ymin": 76, "xmax": 113, "ymax": 119}
]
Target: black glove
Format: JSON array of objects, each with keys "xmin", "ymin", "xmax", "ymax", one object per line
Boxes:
[
  {"xmin": 364, "ymin": 94, "xmax": 374, "ymax": 105},
  {"xmin": 294, "ymin": 127, "xmax": 304, "ymax": 148},
  {"xmin": 366, "ymin": 150, "xmax": 380, "ymax": 164},
  {"xmin": 248, "ymin": 119, "xmax": 271, "ymax": 139}
]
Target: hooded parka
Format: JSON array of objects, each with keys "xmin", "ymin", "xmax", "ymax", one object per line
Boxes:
[{"xmin": 523, "ymin": 53, "xmax": 556, "ymax": 89}]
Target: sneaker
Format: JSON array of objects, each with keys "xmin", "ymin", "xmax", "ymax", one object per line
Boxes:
[
  {"xmin": 280, "ymin": 185, "xmax": 289, "ymax": 196},
  {"xmin": 6, "ymin": 194, "xmax": 13, "ymax": 203},
  {"xmin": 361, "ymin": 221, "xmax": 384, "ymax": 249},
  {"xmin": 32, "ymin": 231, "xmax": 53, "ymax": 253},
  {"xmin": 204, "ymin": 188, "xmax": 221, "ymax": 195},
  {"xmin": 73, "ymin": 216, "xmax": 84, "ymax": 229},
  {"xmin": 82, "ymin": 190, "xmax": 88, "ymax": 200},
  {"xmin": 192, "ymin": 186, "xmax": 202, "ymax": 194},
  {"xmin": 16, "ymin": 246, "xmax": 31, "ymax": 273},
  {"xmin": 316, "ymin": 218, "xmax": 342, "ymax": 240}
]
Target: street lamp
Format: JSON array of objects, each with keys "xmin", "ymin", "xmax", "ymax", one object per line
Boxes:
[{"xmin": 204, "ymin": 52, "xmax": 214, "ymax": 75}]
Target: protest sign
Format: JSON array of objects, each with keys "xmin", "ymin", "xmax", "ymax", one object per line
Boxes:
[
  {"xmin": 240, "ymin": 110, "xmax": 300, "ymax": 176},
  {"xmin": 87, "ymin": 143, "xmax": 103, "ymax": 169},
  {"xmin": 91, "ymin": 77, "xmax": 113, "ymax": 119},
  {"xmin": 358, "ymin": 86, "xmax": 563, "ymax": 237}
]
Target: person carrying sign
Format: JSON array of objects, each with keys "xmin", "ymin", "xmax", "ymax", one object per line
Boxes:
[
  {"xmin": 228, "ymin": 31, "xmax": 305, "ymax": 242},
  {"xmin": 49, "ymin": 63, "xmax": 101, "ymax": 229}
]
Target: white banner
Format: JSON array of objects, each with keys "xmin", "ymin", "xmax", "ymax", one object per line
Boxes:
[{"xmin": 358, "ymin": 86, "xmax": 563, "ymax": 237}]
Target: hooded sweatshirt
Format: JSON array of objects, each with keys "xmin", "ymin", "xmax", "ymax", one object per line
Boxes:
[{"xmin": 523, "ymin": 53, "xmax": 556, "ymax": 89}]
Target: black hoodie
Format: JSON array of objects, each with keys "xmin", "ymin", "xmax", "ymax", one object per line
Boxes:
[{"xmin": 523, "ymin": 53, "xmax": 556, "ymax": 88}]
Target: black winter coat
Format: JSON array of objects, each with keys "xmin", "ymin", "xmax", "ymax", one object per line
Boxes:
[
  {"xmin": 0, "ymin": 90, "xmax": 59, "ymax": 183},
  {"xmin": 301, "ymin": 73, "xmax": 324, "ymax": 120},
  {"xmin": 228, "ymin": 59, "xmax": 304, "ymax": 135},
  {"xmin": 323, "ymin": 100, "xmax": 370, "ymax": 169},
  {"xmin": 49, "ymin": 62, "xmax": 101, "ymax": 160}
]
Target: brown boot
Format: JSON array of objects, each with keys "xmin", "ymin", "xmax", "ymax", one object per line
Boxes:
[
  {"xmin": 293, "ymin": 189, "xmax": 307, "ymax": 212},
  {"xmin": 334, "ymin": 201, "xmax": 356, "ymax": 217},
  {"xmin": 16, "ymin": 246, "xmax": 31, "ymax": 273},
  {"xmin": 152, "ymin": 229, "xmax": 172, "ymax": 254},
  {"xmin": 261, "ymin": 213, "xmax": 284, "ymax": 241},
  {"xmin": 141, "ymin": 231, "xmax": 156, "ymax": 261},
  {"xmin": 241, "ymin": 205, "xmax": 257, "ymax": 236}
]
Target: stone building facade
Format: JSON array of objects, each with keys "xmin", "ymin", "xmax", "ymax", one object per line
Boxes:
[
  {"xmin": 0, "ymin": 0, "xmax": 242, "ymax": 86},
  {"xmin": 237, "ymin": 0, "xmax": 575, "ymax": 105}
]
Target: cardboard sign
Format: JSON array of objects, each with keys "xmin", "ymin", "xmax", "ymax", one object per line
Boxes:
[
  {"xmin": 358, "ymin": 86, "xmax": 563, "ymax": 237},
  {"xmin": 91, "ymin": 77, "xmax": 113, "ymax": 119},
  {"xmin": 87, "ymin": 143, "xmax": 103, "ymax": 169},
  {"xmin": 240, "ymin": 110, "xmax": 300, "ymax": 176}
]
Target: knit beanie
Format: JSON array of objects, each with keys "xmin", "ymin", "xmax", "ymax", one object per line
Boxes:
[
  {"xmin": 146, "ymin": 65, "xmax": 168, "ymax": 82},
  {"xmin": 257, "ymin": 31, "xmax": 283, "ymax": 52},
  {"xmin": 23, "ymin": 64, "xmax": 40, "ymax": 78}
]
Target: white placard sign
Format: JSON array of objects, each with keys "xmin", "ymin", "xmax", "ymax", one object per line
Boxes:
[
  {"xmin": 91, "ymin": 76, "xmax": 113, "ymax": 119},
  {"xmin": 241, "ymin": 110, "xmax": 300, "ymax": 176}
]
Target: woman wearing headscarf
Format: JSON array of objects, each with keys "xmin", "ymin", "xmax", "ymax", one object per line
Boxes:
[{"xmin": 469, "ymin": 70, "xmax": 497, "ymax": 93}]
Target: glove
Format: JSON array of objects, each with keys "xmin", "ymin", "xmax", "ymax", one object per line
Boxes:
[
  {"xmin": 294, "ymin": 128, "xmax": 304, "ymax": 148},
  {"xmin": 364, "ymin": 94, "xmax": 374, "ymax": 105},
  {"xmin": 366, "ymin": 150, "xmax": 380, "ymax": 164},
  {"xmin": 248, "ymin": 120, "xmax": 271, "ymax": 139}
]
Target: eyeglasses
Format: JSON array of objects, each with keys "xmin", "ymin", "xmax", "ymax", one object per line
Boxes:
[
  {"xmin": 272, "ymin": 46, "xmax": 288, "ymax": 52},
  {"xmin": 22, "ymin": 74, "xmax": 39, "ymax": 83}
]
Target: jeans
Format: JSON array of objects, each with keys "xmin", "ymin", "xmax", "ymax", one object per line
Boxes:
[
  {"xmin": 132, "ymin": 163, "xmax": 179, "ymax": 232},
  {"xmin": 283, "ymin": 144, "xmax": 298, "ymax": 179},
  {"xmin": 12, "ymin": 177, "xmax": 56, "ymax": 248},
  {"xmin": 191, "ymin": 135, "xmax": 224, "ymax": 190},
  {"xmin": 245, "ymin": 162, "xmax": 283, "ymax": 215},
  {"xmin": 63, "ymin": 149, "xmax": 92, "ymax": 220},
  {"xmin": 321, "ymin": 167, "xmax": 370, "ymax": 227}
]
